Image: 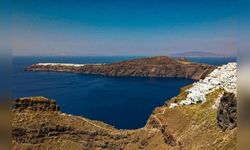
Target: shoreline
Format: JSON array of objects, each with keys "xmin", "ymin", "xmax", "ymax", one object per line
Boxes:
[{"xmin": 12, "ymin": 58, "xmax": 237, "ymax": 149}]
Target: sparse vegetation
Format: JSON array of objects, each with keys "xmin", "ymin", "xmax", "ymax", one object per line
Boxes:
[{"xmin": 148, "ymin": 87, "xmax": 236, "ymax": 150}]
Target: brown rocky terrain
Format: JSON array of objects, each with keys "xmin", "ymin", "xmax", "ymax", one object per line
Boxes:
[
  {"xmin": 26, "ymin": 56, "xmax": 216, "ymax": 80},
  {"xmin": 12, "ymin": 87, "xmax": 236, "ymax": 150},
  {"xmin": 217, "ymin": 92, "xmax": 237, "ymax": 130}
]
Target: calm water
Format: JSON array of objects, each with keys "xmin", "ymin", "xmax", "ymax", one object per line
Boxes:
[{"xmin": 12, "ymin": 56, "xmax": 236, "ymax": 129}]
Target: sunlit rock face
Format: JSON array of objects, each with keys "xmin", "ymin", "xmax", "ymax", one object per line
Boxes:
[{"xmin": 13, "ymin": 97, "xmax": 60, "ymax": 112}]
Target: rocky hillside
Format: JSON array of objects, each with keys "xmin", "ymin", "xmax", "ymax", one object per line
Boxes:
[
  {"xmin": 12, "ymin": 89, "xmax": 236, "ymax": 149},
  {"xmin": 12, "ymin": 97, "xmax": 172, "ymax": 150},
  {"xmin": 26, "ymin": 56, "xmax": 216, "ymax": 80},
  {"xmin": 146, "ymin": 87, "xmax": 236, "ymax": 150}
]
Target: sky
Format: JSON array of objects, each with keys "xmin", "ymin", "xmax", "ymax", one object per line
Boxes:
[
  {"xmin": 12, "ymin": 0, "xmax": 237, "ymax": 56},
  {"xmin": 0, "ymin": 0, "xmax": 11, "ymax": 54}
]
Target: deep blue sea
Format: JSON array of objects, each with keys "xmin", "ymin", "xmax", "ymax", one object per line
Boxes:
[{"xmin": 12, "ymin": 56, "xmax": 236, "ymax": 129}]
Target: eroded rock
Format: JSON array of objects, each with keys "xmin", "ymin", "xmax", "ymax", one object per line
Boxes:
[
  {"xmin": 217, "ymin": 92, "xmax": 237, "ymax": 130},
  {"xmin": 13, "ymin": 97, "xmax": 60, "ymax": 112}
]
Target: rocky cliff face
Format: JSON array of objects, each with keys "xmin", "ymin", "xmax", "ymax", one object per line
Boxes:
[
  {"xmin": 12, "ymin": 88, "xmax": 236, "ymax": 150},
  {"xmin": 13, "ymin": 97, "xmax": 60, "ymax": 112},
  {"xmin": 217, "ymin": 92, "xmax": 237, "ymax": 130},
  {"xmin": 26, "ymin": 56, "xmax": 216, "ymax": 80}
]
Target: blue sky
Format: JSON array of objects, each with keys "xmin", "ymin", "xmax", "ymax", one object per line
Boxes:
[{"xmin": 13, "ymin": 0, "xmax": 237, "ymax": 56}]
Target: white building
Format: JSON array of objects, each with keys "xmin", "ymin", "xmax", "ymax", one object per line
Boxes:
[{"xmin": 177, "ymin": 62, "xmax": 237, "ymax": 106}]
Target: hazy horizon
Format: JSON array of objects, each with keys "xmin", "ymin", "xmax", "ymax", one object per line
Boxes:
[
  {"xmin": 12, "ymin": 51, "xmax": 237, "ymax": 57},
  {"xmin": 13, "ymin": 0, "xmax": 237, "ymax": 56}
]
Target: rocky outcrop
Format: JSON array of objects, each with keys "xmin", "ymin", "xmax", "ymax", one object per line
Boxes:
[
  {"xmin": 26, "ymin": 56, "xmax": 216, "ymax": 80},
  {"xmin": 160, "ymin": 125, "xmax": 176, "ymax": 146},
  {"xmin": 217, "ymin": 92, "xmax": 237, "ymax": 130},
  {"xmin": 13, "ymin": 97, "xmax": 60, "ymax": 112}
]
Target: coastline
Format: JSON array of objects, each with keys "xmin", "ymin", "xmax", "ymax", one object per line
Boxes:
[
  {"xmin": 12, "ymin": 85, "xmax": 237, "ymax": 150},
  {"xmin": 12, "ymin": 61, "xmax": 237, "ymax": 149}
]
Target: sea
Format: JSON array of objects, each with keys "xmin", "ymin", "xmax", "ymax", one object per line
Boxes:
[{"xmin": 12, "ymin": 56, "xmax": 236, "ymax": 129}]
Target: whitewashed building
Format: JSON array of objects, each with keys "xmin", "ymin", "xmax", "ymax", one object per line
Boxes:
[{"xmin": 171, "ymin": 62, "xmax": 237, "ymax": 108}]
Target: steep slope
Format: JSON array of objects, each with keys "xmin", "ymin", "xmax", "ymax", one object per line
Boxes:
[
  {"xmin": 26, "ymin": 56, "xmax": 216, "ymax": 80},
  {"xmin": 146, "ymin": 87, "xmax": 236, "ymax": 150}
]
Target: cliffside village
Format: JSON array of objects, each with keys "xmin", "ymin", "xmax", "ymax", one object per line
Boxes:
[
  {"xmin": 36, "ymin": 63, "xmax": 104, "ymax": 67},
  {"xmin": 170, "ymin": 62, "xmax": 237, "ymax": 108}
]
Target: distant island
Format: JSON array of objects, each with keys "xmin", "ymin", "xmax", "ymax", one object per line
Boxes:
[
  {"xmin": 26, "ymin": 56, "xmax": 216, "ymax": 80},
  {"xmin": 172, "ymin": 51, "xmax": 235, "ymax": 57}
]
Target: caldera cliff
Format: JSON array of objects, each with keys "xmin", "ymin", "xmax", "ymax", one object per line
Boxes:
[
  {"xmin": 12, "ymin": 90, "xmax": 236, "ymax": 150},
  {"xmin": 15, "ymin": 58, "xmax": 236, "ymax": 149}
]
